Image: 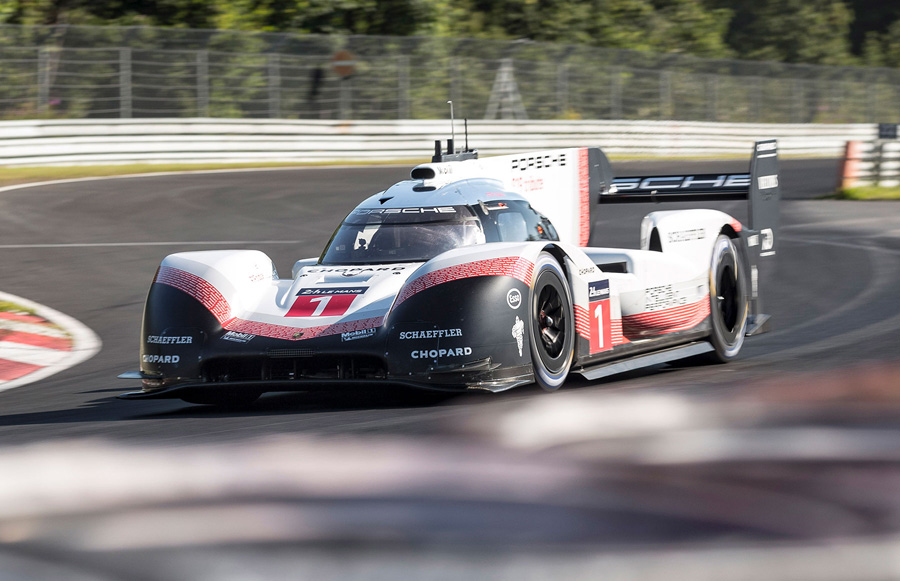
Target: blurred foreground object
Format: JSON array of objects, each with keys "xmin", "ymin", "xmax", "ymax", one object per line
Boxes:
[{"xmin": 5, "ymin": 362, "xmax": 900, "ymax": 579}]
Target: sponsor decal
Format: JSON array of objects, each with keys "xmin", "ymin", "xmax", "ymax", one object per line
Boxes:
[
  {"xmin": 412, "ymin": 347, "xmax": 473, "ymax": 359},
  {"xmin": 341, "ymin": 328, "xmax": 376, "ymax": 342},
  {"xmin": 611, "ymin": 174, "xmax": 751, "ymax": 191},
  {"xmin": 748, "ymin": 234, "xmax": 760, "ymax": 247},
  {"xmin": 588, "ymin": 280, "xmax": 610, "ymax": 302},
  {"xmin": 511, "ymin": 316, "xmax": 524, "ymax": 357},
  {"xmin": 667, "ymin": 228, "xmax": 705, "ymax": 244},
  {"xmin": 287, "ymin": 287, "xmax": 367, "ymax": 317},
  {"xmin": 146, "ymin": 335, "xmax": 192, "ymax": 345},
  {"xmin": 399, "ymin": 329, "xmax": 463, "ymax": 340},
  {"xmin": 645, "ymin": 284, "xmax": 686, "ymax": 311},
  {"xmin": 578, "ymin": 267, "xmax": 596, "ymax": 276},
  {"xmin": 507, "ymin": 288, "xmax": 522, "ymax": 309},
  {"xmin": 757, "ymin": 175, "xmax": 778, "ymax": 190},
  {"xmin": 297, "ymin": 287, "xmax": 367, "ymax": 296},
  {"xmin": 222, "ymin": 331, "xmax": 255, "ymax": 343},
  {"xmin": 510, "ymin": 153, "xmax": 567, "ymax": 171},
  {"xmin": 142, "ymin": 354, "xmax": 180, "ymax": 364},
  {"xmin": 761, "ymin": 228, "xmax": 775, "ymax": 252},
  {"xmin": 757, "ymin": 141, "xmax": 777, "ymax": 152},
  {"xmin": 353, "ymin": 207, "xmax": 456, "ymax": 215},
  {"xmin": 511, "ymin": 175, "xmax": 545, "ymax": 193}
]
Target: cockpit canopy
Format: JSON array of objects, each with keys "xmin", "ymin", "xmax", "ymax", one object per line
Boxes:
[{"xmin": 320, "ymin": 200, "xmax": 558, "ymax": 265}]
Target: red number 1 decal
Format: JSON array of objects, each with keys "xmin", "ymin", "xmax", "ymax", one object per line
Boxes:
[
  {"xmin": 589, "ymin": 300, "xmax": 612, "ymax": 353},
  {"xmin": 286, "ymin": 294, "xmax": 358, "ymax": 317}
]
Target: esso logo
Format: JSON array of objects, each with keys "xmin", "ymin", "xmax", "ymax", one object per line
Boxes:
[{"xmin": 507, "ymin": 288, "xmax": 522, "ymax": 309}]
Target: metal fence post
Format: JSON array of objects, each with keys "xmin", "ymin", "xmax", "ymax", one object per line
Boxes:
[
  {"xmin": 197, "ymin": 50, "xmax": 209, "ymax": 117},
  {"xmin": 611, "ymin": 67, "xmax": 623, "ymax": 120},
  {"xmin": 707, "ymin": 74, "xmax": 717, "ymax": 121},
  {"xmin": 37, "ymin": 47, "xmax": 50, "ymax": 114},
  {"xmin": 557, "ymin": 64, "xmax": 568, "ymax": 118},
  {"xmin": 752, "ymin": 77, "xmax": 761, "ymax": 122},
  {"xmin": 119, "ymin": 47, "xmax": 132, "ymax": 119},
  {"xmin": 867, "ymin": 79, "xmax": 876, "ymax": 123},
  {"xmin": 339, "ymin": 78, "xmax": 352, "ymax": 119},
  {"xmin": 450, "ymin": 57, "xmax": 461, "ymax": 117},
  {"xmin": 268, "ymin": 53, "xmax": 280, "ymax": 119},
  {"xmin": 398, "ymin": 55, "xmax": 410, "ymax": 119},
  {"xmin": 660, "ymin": 71, "xmax": 672, "ymax": 120},
  {"xmin": 792, "ymin": 78, "xmax": 802, "ymax": 123}
]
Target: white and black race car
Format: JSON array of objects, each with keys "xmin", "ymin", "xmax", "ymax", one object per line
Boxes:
[{"xmin": 119, "ymin": 139, "xmax": 780, "ymax": 405}]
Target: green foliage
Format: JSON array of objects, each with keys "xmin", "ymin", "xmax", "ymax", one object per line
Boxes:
[
  {"xmin": 213, "ymin": 0, "xmax": 433, "ymax": 35},
  {"xmin": 2, "ymin": 0, "xmax": 900, "ymax": 69},
  {"xmin": 862, "ymin": 20, "xmax": 900, "ymax": 68},
  {"xmin": 714, "ymin": 0, "xmax": 854, "ymax": 65}
]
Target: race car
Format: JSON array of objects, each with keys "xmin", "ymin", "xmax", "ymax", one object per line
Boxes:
[{"xmin": 119, "ymin": 139, "xmax": 780, "ymax": 405}]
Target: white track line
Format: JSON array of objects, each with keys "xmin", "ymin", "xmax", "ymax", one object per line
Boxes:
[
  {"xmin": 0, "ymin": 341, "xmax": 71, "ymax": 366},
  {"xmin": 0, "ymin": 164, "xmax": 403, "ymax": 197}
]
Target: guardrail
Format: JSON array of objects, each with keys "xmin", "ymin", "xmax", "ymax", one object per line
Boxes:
[{"xmin": 0, "ymin": 119, "xmax": 876, "ymax": 166}]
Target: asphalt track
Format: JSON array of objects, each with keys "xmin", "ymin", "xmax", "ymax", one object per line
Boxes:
[{"xmin": 0, "ymin": 156, "xmax": 897, "ymax": 447}]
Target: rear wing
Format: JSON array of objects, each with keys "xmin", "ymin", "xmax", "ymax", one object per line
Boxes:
[{"xmin": 603, "ymin": 140, "xmax": 780, "ymax": 257}]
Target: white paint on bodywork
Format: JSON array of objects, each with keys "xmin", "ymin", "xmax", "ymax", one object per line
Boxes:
[
  {"xmin": 581, "ymin": 247, "xmax": 707, "ymax": 317},
  {"xmin": 411, "ymin": 148, "xmax": 588, "ymax": 246},
  {"xmin": 640, "ymin": 209, "xmax": 737, "ymax": 267}
]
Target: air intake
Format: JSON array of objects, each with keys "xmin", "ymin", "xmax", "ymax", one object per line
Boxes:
[{"xmin": 411, "ymin": 167, "xmax": 436, "ymax": 180}]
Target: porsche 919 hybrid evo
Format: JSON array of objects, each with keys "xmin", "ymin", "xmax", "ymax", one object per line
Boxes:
[{"xmin": 119, "ymin": 139, "xmax": 780, "ymax": 405}]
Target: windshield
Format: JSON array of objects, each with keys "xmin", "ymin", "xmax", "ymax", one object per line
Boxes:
[{"xmin": 320, "ymin": 206, "xmax": 485, "ymax": 265}]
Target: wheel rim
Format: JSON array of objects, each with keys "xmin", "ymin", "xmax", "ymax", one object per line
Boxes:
[
  {"xmin": 717, "ymin": 262, "xmax": 738, "ymax": 333},
  {"xmin": 535, "ymin": 282, "xmax": 567, "ymax": 366}
]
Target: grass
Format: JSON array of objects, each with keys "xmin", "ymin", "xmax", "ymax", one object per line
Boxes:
[
  {"xmin": 836, "ymin": 186, "xmax": 900, "ymax": 200},
  {"xmin": 0, "ymin": 300, "xmax": 37, "ymax": 316}
]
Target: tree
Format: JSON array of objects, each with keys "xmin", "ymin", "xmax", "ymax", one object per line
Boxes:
[{"xmin": 715, "ymin": 0, "xmax": 855, "ymax": 65}]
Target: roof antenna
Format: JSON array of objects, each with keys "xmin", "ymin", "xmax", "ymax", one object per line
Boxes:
[
  {"xmin": 448, "ymin": 101, "xmax": 455, "ymax": 151},
  {"xmin": 430, "ymin": 101, "xmax": 478, "ymax": 163},
  {"xmin": 465, "ymin": 118, "xmax": 469, "ymax": 152}
]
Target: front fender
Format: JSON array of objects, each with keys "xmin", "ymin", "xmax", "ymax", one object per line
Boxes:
[{"xmin": 384, "ymin": 244, "xmax": 544, "ymax": 387}]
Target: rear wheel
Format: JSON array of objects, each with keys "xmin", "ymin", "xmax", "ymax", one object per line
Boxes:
[
  {"xmin": 529, "ymin": 253, "xmax": 575, "ymax": 391},
  {"xmin": 707, "ymin": 235, "xmax": 748, "ymax": 362}
]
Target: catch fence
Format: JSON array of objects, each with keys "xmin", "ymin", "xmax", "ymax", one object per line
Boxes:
[{"xmin": 2, "ymin": 25, "xmax": 900, "ymax": 123}]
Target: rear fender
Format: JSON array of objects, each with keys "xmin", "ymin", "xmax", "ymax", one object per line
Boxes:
[{"xmin": 640, "ymin": 209, "xmax": 741, "ymax": 267}]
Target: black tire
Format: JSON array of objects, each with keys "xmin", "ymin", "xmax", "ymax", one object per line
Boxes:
[
  {"xmin": 180, "ymin": 388, "xmax": 261, "ymax": 407},
  {"xmin": 707, "ymin": 235, "xmax": 749, "ymax": 362},
  {"xmin": 529, "ymin": 253, "xmax": 575, "ymax": 391}
]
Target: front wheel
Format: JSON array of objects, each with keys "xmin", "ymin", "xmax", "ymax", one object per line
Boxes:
[
  {"xmin": 529, "ymin": 253, "xmax": 575, "ymax": 391},
  {"xmin": 707, "ymin": 235, "xmax": 749, "ymax": 362}
]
